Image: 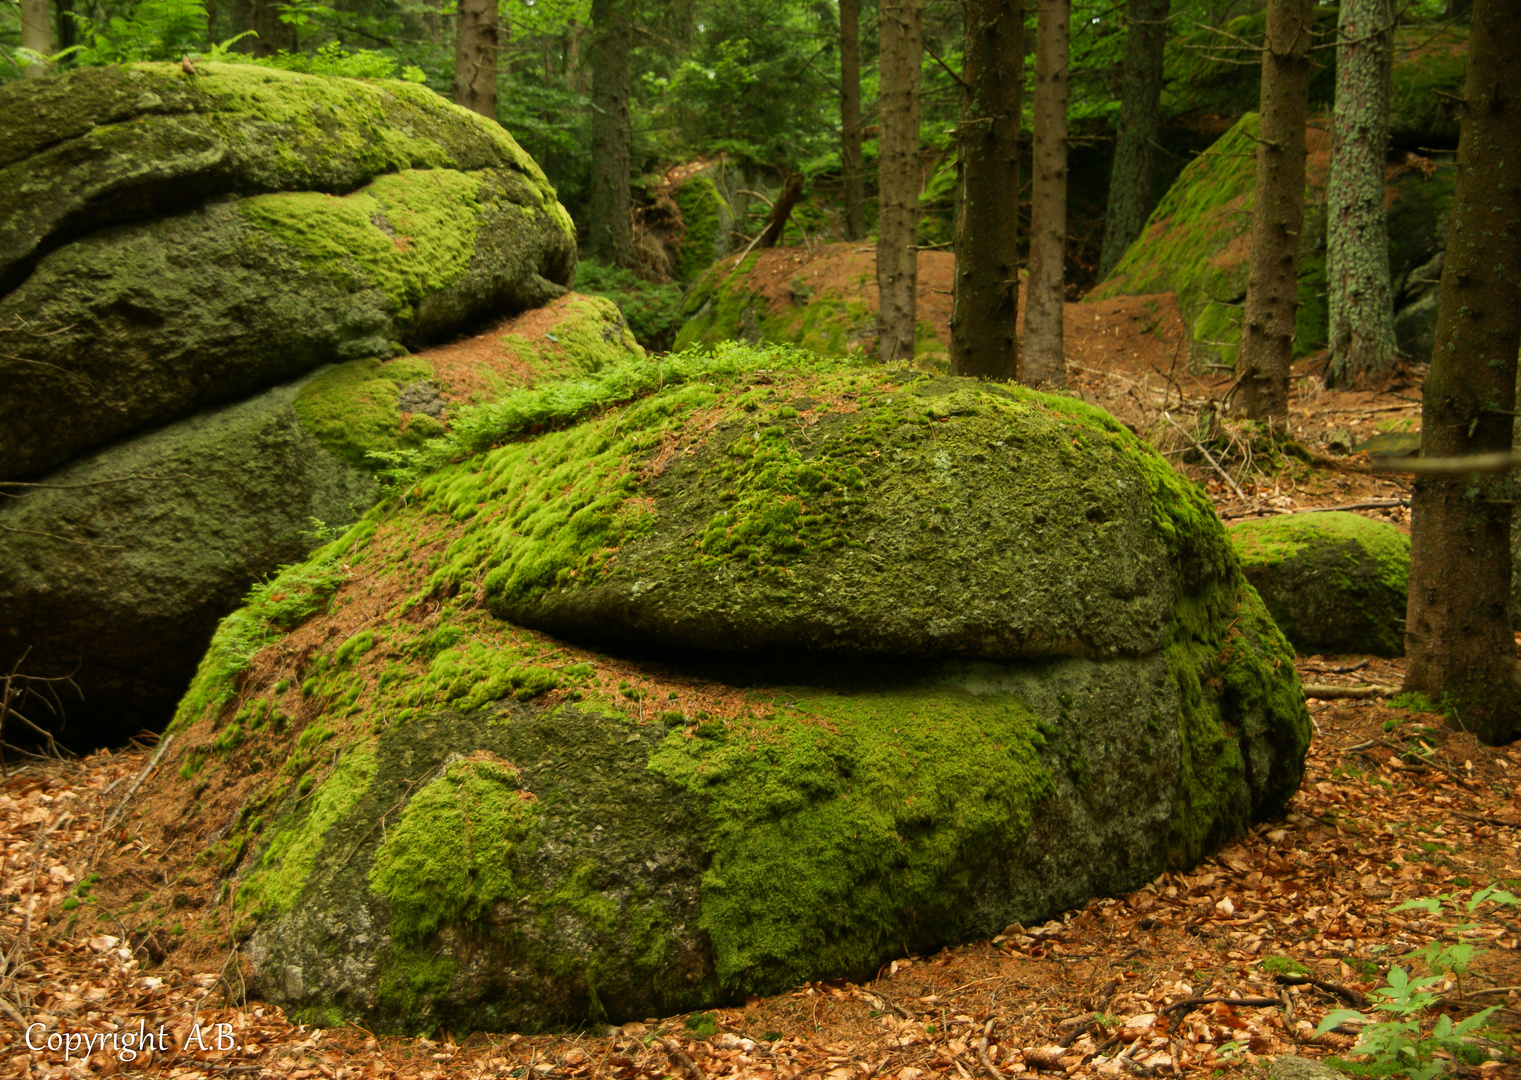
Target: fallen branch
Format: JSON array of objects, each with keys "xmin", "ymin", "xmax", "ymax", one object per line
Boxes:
[
  {"xmin": 657, "ymin": 1037, "xmax": 710, "ymax": 1080},
  {"xmin": 978, "ymin": 1018, "xmax": 1005, "ymax": 1080},
  {"xmin": 104, "ymin": 732, "xmax": 173, "ymax": 832},
  {"xmin": 1221, "ymin": 498, "xmax": 1408, "ymax": 520},
  {"xmin": 1302, "ymin": 684, "xmax": 1398, "ymax": 700},
  {"xmin": 1371, "ymin": 451, "xmax": 1521, "ymax": 475},
  {"xmin": 1272, "ymin": 973, "xmax": 1368, "ymax": 1007},
  {"xmin": 1163, "ymin": 994, "xmax": 1281, "ymax": 1014},
  {"xmin": 1161, "ymin": 412, "xmax": 1247, "ymax": 503}
]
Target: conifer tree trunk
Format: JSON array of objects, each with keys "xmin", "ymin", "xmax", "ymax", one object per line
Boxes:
[
  {"xmin": 840, "ymin": 0, "xmax": 867, "ymax": 242},
  {"xmin": 876, "ymin": 0, "xmax": 924, "ymax": 362},
  {"xmin": 588, "ymin": 0, "xmax": 634, "ymax": 268},
  {"xmin": 452, "ymin": 0, "xmax": 499, "ymax": 119},
  {"xmin": 1235, "ymin": 0, "xmax": 1313, "ymax": 427},
  {"xmin": 20, "ymin": 0, "xmax": 53, "ymax": 76},
  {"xmin": 1403, "ymin": 0, "xmax": 1521, "ymax": 744},
  {"xmin": 1098, "ymin": 0, "xmax": 1168, "ymax": 279},
  {"xmin": 949, "ymin": 0, "xmax": 1021, "ymax": 380},
  {"xmin": 1326, "ymin": 0, "xmax": 1396, "ymax": 385},
  {"xmin": 1024, "ymin": 0, "xmax": 1069, "ymax": 388}
]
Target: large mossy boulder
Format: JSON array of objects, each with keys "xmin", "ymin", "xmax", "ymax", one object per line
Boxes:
[
  {"xmin": 142, "ymin": 347, "xmax": 1310, "ymax": 1034},
  {"xmin": 1092, "ymin": 114, "xmax": 1456, "ymax": 368},
  {"xmin": 0, "ymin": 61, "xmax": 577, "ymax": 482},
  {"xmin": 0, "ymin": 295, "xmax": 640, "ymax": 748},
  {"xmin": 674, "ymin": 243, "xmax": 953, "ymax": 365},
  {"xmin": 1228, "ymin": 511, "xmax": 1409, "ymax": 658}
]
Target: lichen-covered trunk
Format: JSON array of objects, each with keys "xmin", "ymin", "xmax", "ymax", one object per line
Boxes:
[
  {"xmin": 840, "ymin": 0, "xmax": 867, "ymax": 242},
  {"xmin": 588, "ymin": 0, "xmax": 634, "ymax": 268},
  {"xmin": 1403, "ymin": 0, "xmax": 1521, "ymax": 745},
  {"xmin": 949, "ymin": 0, "xmax": 1021, "ymax": 380},
  {"xmin": 1024, "ymin": 0, "xmax": 1069, "ymax": 388},
  {"xmin": 1235, "ymin": 0, "xmax": 1313, "ymax": 427},
  {"xmin": 451, "ymin": 0, "xmax": 499, "ymax": 119},
  {"xmin": 1098, "ymin": 0, "xmax": 1169, "ymax": 279},
  {"xmin": 1326, "ymin": 0, "xmax": 1396, "ymax": 386},
  {"xmin": 876, "ymin": 0, "xmax": 924, "ymax": 363},
  {"xmin": 19, "ymin": 0, "xmax": 52, "ymax": 77}
]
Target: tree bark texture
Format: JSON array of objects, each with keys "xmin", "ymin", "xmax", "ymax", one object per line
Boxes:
[
  {"xmin": 876, "ymin": 0, "xmax": 924, "ymax": 363},
  {"xmin": 840, "ymin": 0, "xmax": 867, "ymax": 242},
  {"xmin": 452, "ymin": 0, "xmax": 499, "ymax": 119},
  {"xmin": 1403, "ymin": 0, "xmax": 1521, "ymax": 744},
  {"xmin": 1098, "ymin": 0, "xmax": 1168, "ymax": 279},
  {"xmin": 949, "ymin": 0, "xmax": 1021, "ymax": 380},
  {"xmin": 758, "ymin": 174, "xmax": 805, "ymax": 248},
  {"xmin": 588, "ymin": 0, "xmax": 634, "ymax": 268},
  {"xmin": 1235, "ymin": 0, "xmax": 1313, "ymax": 427},
  {"xmin": 1024, "ymin": 0, "xmax": 1070, "ymax": 388},
  {"xmin": 20, "ymin": 0, "xmax": 53, "ymax": 77},
  {"xmin": 1326, "ymin": 0, "xmax": 1396, "ymax": 386},
  {"xmin": 226, "ymin": 0, "xmax": 295, "ymax": 56}
]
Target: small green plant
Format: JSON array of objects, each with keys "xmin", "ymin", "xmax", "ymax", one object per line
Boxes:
[
  {"xmin": 1261, "ymin": 955, "xmax": 1310, "ymax": 975},
  {"xmin": 1315, "ymin": 886, "xmax": 1516, "ymax": 1078},
  {"xmin": 684, "ymin": 1012, "xmax": 718, "ymax": 1038}
]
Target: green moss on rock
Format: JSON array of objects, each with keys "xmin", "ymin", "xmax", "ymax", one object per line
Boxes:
[
  {"xmin": 672, "ymin": 176, "xmax": 731, "ymax": 283},
  {"xmin": 1228, "ymin": 511, "xmax": 1410, "ymax": 657},
  {"xmin": 146, "ymin": 345, "xmax": 1308, "ymax": 1034},
  {"xmin": 673, "ymin": 245, "xmax": 947, "ymax": 361},
  {"xmin": 0, "ymin": 61, "xmax": 568, "ymax": 294}
]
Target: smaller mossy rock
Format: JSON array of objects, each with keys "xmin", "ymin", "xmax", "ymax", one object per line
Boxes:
[
  {"xmin": 0, "ymin": 295, "xmax": 640, "ymax": 745},
  {"xmin": 673, "ymin": 242, "xmax": 952, "ymax": 366},
  {"xmin": 1228, "ymin": 512, "xmax": 1409, "ymax": 658},
  {"xmin": 1267, "ymin": 1058, "xmax": 1347, "ymax": 1080},
  {"xmin": 671, "ymin": 175, "xmax": 732, "ymax": 283},
  {"xmin": 1, "ymin": 163, "xmax": 576, "ymax": 481},
  {"xmin": 0, "ymin": 61, "xmax": 571, "ymax": 294},
  {"xmin": 134, "ymin": 346, "xmax": 1309, "ymax": 1033}
]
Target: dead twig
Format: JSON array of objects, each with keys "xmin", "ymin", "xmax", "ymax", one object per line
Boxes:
[
  {"xmin": 1272, "ymin": 973, "xmax": 1368, "ymax": 1007},
  {"xmin": 657, "ymin": 1037, "xmax": 710, "ymax": 1080},
  {"xmin": 978, "ymin": 1018, "xmax": 1004, "ymax": 1080}
]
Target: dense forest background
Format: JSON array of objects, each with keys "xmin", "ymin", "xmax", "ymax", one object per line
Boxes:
[{"xmin": 0, "ymin": 0, "xmax": 1467, "ymax": 310}]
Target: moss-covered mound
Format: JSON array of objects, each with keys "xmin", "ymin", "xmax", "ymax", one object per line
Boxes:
[
  {"xmin": 674, "ymin": 243, "xmax": 953, "ymax": 366},
  {"xmin": 1228, "ymin": 511, "xmax": 1409, "ymax": 658},
  {"xmin": 133, "ymin": 345, "xmax": 1309, "ymax": 1033},
  {"xmin": 672, "ymin": 175, "xmax": 731, "ymax": 283},
  {"xmin": 1091, "ymin": 114, "xmax": 1456, "ymax": 369},
  {"xmin": 0, "ymin": 62, "xmax": 576, "ymax": 482},
  {"xmin": 0, "ymin": 295, "xmax": 638, "ymax": 748}
]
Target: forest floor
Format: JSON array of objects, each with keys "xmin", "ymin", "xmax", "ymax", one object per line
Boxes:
[{"xmin": 4, "ymin": 285, "xmax": 1509, "ymax": 1080}]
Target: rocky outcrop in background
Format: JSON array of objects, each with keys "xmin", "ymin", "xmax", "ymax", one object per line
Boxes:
[{"xmin": 0, "ymin": 63, "xmax": 614, "ymax": 746}]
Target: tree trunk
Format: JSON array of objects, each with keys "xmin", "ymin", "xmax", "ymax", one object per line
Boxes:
[
  {"xmin": 588, "ymin": 0, "xmax": 634, "ymax": 268},
  {"xmin": 876, "ymin": 0, "xmax": 924, "ymax": 363},
  {"xmin": 225, "ymin": 0, "xmax": 294, "ymax": 56},
  {"xmin": 948, "ymin": 0, "xmax": 1020, "ymax": 380},
  {"xmin": 54, "ymin": 0, "xmax": 74, "ymax": 55},
  {"xmin": 1235, "ymin": 0, "xmax": 1313, "ymax": 427},
  {"xmin": 1024, "ymin": 0, "xmax": 1069, "ymax": 388},
  {"xmin": 1403, "ymin": 0, "xmax": 1521, "ymax": 745},
  {"xmin": 452, "ymin": 0, "xmax": 499, "ymax": 119},
  {"xmin": 1326, "ymin": 0, "xmax": 1396, "ymax": 386},
  {"xmin": 840, "ymin": 0, "xmax": 867, "ymax": 242},
  {"xmin": 758, "ymin": 174, "xmax": 805, "ymax": 249},
  {"xmin": 20, "ymin": 0, "xmax": 54, "ymax": 77},
  {"xmin": 1098, "ymin": 0, "xmax": 1169, "ymax": 279}
]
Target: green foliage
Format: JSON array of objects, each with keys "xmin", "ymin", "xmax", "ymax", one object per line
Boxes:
[
  {"xmin": 574, "ymin": 260, "xmax": 685, "ymax": 351},
  {"xmin": 1316, "ymin": 887, "xmax": 1516, "ymax": 1078}
]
